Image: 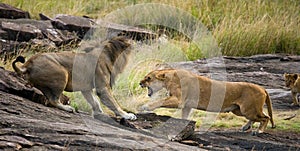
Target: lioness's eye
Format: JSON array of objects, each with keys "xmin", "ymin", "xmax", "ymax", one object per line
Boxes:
[{"xmin": 147, "ymin": 77, "xmax": 151, "ymax": 80}]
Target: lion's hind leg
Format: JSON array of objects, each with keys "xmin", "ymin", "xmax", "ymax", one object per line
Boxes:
[
  {"xmin": 39, "ymin": 72, "xmax": 74, "ymax": 113},
  {"xmin": 45, "ymin": 91, "xmax": 74, "ymax": 113}
]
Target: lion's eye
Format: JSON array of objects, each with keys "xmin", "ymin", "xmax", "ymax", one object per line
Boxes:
[{"xmin": 147, "ymin": 77, "xmax": 151, "ymax": 80}]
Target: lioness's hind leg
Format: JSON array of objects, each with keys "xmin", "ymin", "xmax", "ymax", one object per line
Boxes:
[
  {"xmin": 242, "ymin": 120, "xmax": 254, "ymax": 132},
  {"xmin": 231, "ymin": 108, "xmax": 254, "ymax": 132},
  {"xmin": 256, "ymin": 115, "xmax": 270, "ymax": 134}
]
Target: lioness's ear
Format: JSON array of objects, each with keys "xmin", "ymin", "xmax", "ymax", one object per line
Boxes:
[
  {"xmin": 293, "ymin": 74, "xmax": 298, "ymax": 80},
  {"xmin": 156, "ymin": 73, "xmax": 166, "ymax": 80}
]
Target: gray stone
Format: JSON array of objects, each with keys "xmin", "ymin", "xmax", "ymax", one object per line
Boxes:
[{"xmin": 0, "ymin": 3, "xmax": 30, "ymax": 19}]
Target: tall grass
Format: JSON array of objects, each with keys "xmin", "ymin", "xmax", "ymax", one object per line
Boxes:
[{"xmin": 2, "ymin": 0, "xmax": 299, "ymax": 56}]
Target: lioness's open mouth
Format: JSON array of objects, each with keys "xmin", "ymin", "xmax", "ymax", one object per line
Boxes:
[{"xmin": 148, "ymin": 87, "xmax": 153, "ymax": 97}]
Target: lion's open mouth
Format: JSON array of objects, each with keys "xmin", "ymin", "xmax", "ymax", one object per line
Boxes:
[{"xmin": 148, "ymin": 87, "xmax": 153, "ymax": 97}]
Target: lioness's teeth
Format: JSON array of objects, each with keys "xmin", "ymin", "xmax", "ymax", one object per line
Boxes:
[{"xmin": 148, "ymin": 87, "xmax": 153, "ymax": 97}]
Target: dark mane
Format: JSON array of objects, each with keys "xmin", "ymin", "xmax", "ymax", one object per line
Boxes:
[
  {"xmin": 100, "ymin": 37, "xmax": 132, "ymax": 87},
  {"xmin": 103, "ymin": 36, "xmax": 131, "ymax": 63}
]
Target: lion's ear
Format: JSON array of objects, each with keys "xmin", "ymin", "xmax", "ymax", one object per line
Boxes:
[{"xmin": 156, "ymin": 73, "xmax": 166, "ymax": 80}]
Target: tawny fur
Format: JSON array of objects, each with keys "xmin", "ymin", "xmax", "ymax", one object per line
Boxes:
[
  {"xmin": 284, "ymin": 73, "xmax": 300, "ymax": 106},
  {"xmin": 140, "ymin": 69, "xmax": 275, "ymax": 133},
  {"xmin": 12, "ymin": 37, "xmax": 136, "ymax": 120}
]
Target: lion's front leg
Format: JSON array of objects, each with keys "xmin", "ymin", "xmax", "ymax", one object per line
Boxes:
[
  {"xmin": 81, "ymin": 90, "xmax": 103, "ymax": 117},
  {"xmin": 96, "ymin": 87, "xmax": 136, "ymax": 120},
  {"xmin": 139, "ymin": 96, "xmax": 181, "ymax": 111}
]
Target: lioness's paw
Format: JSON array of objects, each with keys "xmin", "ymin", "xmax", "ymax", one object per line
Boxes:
[
  {"xmin": 122, "ymin": 113, "xmax": 137, "ymax": 120},
  {"xmin": 251, "ymin": 130, "xmax": 264, "ymax": 136},
  {"xmin": 291, "ymin": 103, "xmax": 300, "ymax": 107}
]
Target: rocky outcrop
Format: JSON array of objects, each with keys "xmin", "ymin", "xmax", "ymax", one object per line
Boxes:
[
  {"xmin": 0, "ymin": 3, "xmax": 157, "ymax": 59},
  {"xmin": 0, "ymin": 91, "xmax": 200, "ymax": 150},
  {"xmin": 0, "ymin": 3, "xmax": 30, "ymax": 19},
  {"xmin": 0, "ymin": 67, "xmax": 198, "ymax": 150},
  {"xmin": 1, "ymin": 54, "xmax": 300, "ymax": 150}
]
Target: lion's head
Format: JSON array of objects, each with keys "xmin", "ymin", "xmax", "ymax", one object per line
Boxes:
[
  {"xmin": 284, "ymin": 73, "xmax": 298, "ymax": 88},
  {"xmin": 139, "ymin": 70, "xmax": 173, "ymax": 97}
]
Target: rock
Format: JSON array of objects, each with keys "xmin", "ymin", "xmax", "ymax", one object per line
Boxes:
[
  {"xmin": 0, "ymin": 28, "xmax": 8, "ymax": 39},
  {"xmin": 0, "ymin": 19, "xmax": 79, "ymax": 56},
  {"xmin": 0, "ymin": 67, "xmax": 198, "ymax": 150},
  {"xmin": 1, "ymin": 21, "xmax": 43, "ymax": 41},
  {"xmin": 96, "ymin": 19, "xmax": 158, "ymax": 40},
  {"xmin": 0, "ymin": 13, "xmax": 157, "ymax": 57},
  {"xmin": 0, "ymin": 39, "xmax": 27, "ymax": 57},
  {"xmin": 1, "ymin": 54, "xmax": 300, "ymax": 150},
  {"xmin": 122, "ymin": 113, "xmax": 196, "ymax": 141},
  {"xmin": 0, "ymin": 3, "xmax": 30, "ymax": 19},
  {"xmin": 48, "ymin": 14, "xmax": 157, "ymax": 40},
  {"xmin": 52, "ymin": 14, "xmax": 94, "ymax": 39},
  {"xmin": 0, "ymin": 91, "xmax": 199, "ymax": 150},
  {"xmin": 0, "ymin": 18, "xmax": 78, "ymax": 45}
]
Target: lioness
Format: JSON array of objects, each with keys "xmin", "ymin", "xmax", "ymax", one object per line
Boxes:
[
  {"xmin": 12, "ymin": 36, "xmax": 136, "ymax": 120},
  {"xmin": 284, "ymin": 73, "xmax": 300, "ymax": 106},
  {"xmin": 139, "ymin": 69, "xmax": 275, "ymax": 134}
]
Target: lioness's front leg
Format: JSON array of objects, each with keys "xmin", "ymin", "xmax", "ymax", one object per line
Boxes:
[
  {"xmin": 140, "ymin": 96, "xmax": 181, "ymax": 111},
  {"xmin": 292, "ymin": 91, "xmax": 299, "ymax": 106}
]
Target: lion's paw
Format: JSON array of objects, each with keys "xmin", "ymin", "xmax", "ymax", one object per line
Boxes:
[
  {"xmin": 122, "ymin": 113, "xmax": 137, "ymax": 120},
  {"xmin": 58, "ymin": 104, "xmax": 74, "ymax": 113},
  {"xmin": 64, "ymin": 105, "xmax": 75, "ymax": 113},
  {"xmin": 139, "ymin": 104, "xmax": 151, "ymax": 111}
]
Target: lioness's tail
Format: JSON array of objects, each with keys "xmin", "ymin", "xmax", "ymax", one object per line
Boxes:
[
  {"xmin": 265, "ymin": 90, "xmax": 276, "ymax": 128},
  {"xmin": 12, "ymin": 56, "xmax": 26, "ymax": 75}
]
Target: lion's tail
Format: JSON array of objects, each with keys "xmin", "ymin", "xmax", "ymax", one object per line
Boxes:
[
  {"xmin": 12, "ymin": 56, "xmax": 26, "ymax": 75},
  {"xmin": 265, "ymin": 90, "xmax": 276, "ymax": 128}
]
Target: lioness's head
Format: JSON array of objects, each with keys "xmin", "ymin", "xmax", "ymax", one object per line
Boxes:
[
  {"xmin": 284, "ymin": 73, "xmax": 298, "ymax": 88},
  {"xmin": 140, "ymin": 70, "xmax": 172, "ymax": 97}
]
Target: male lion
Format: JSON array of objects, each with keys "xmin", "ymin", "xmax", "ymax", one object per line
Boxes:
[
  {"xmin": 12, "ymin": 36, "xmax": 136, "ymax": 120},
  {"xmin": 284, "ymin": 73, "xmax": 300, "ymax": 106},
  {"xmin": 139, "ymin": 69, "xmax": 275, "ymax": 134}
]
